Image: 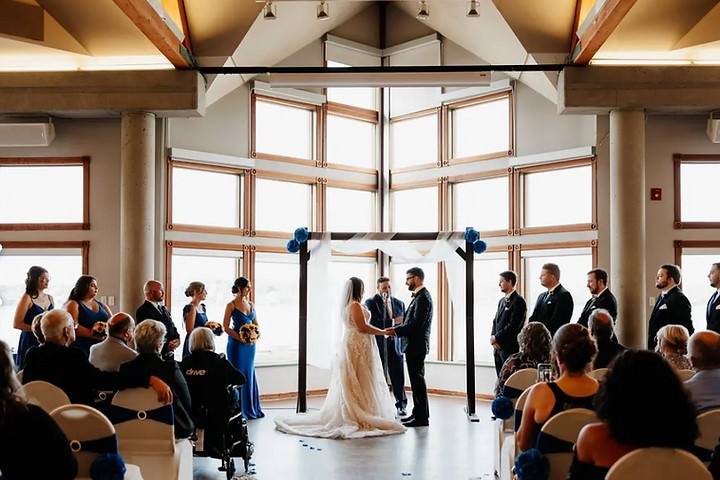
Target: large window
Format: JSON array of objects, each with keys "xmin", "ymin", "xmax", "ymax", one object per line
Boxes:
[
  {"xmin": 0, "ymin": 245, "xmax": 85, "ymax": 353},
  {"xmin": 328, "ymin": 257, "xmax": 376, "ymax": 315},
  {"xmin": 674, "ymin": 155, "xmax": 720, "ymax": 227},
  {"xmin": 326, "ymin": 187, "xmax": 374, "ymax": 232},
  {"xmin": 390, "ymin": 112, "xmax": 438, "ymax": 170},
  {"xmin": 326, "ymin": 114, "xmax": 375, "ymax": 170},
  {"xmin": 254, "ymin": 177, "xmax": 313, "ymax": 234},
  {"xmin": 170, "ymin": 165, "xmax": 241, "ymax": 229},
  {"xmin": 392, "ymin": 186, "xmax": 438, "ymax": 232},
  {"xmin": 254, "ymin": 252, "xmax": 298, "ymax": 364},
  {"xmin": 0, "ymin": 158, "xmax": 88, "ymax": 229},
  {"xmin": 254, "ymin": 97, "xmax": 314, "ymax": 161},
  {"xmin": 453, "ymin": 175, "xmax": 510, "ymax": 234},
  {"xmin": 677, "ymin": 243, "xmax": 720, "ymax": 333},
  {"xmin": 326, "ymin": 61, "xmax": 376, "ymax": 110},
  {"xmin": 450, "ymin": 94, "xmax": 511, "ymax": 161}
]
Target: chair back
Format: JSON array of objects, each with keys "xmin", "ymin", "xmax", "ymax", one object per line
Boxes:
[
  {"xmin": 22, "ymin": 380, "xmax": 70, "ymax": 414},
  {"xmin": 110, "ymin": 388, "xmax": 175, "ymax": 455},
  {"xmin": 696, "ymin": 408, "xmax": 720, "ymax": 465},
  {"xmin": 677, "ymin": 369, "xmax": 696, "ymax": 381},
  {"xmin": 536, "ymin": 408, "xmax": 597, "ymax": 480},
  {"xmin": 606, "ymin": 447, "xmax": 712, "ymax": 480},
  {"xmin": 50, "ymin": 404, "xmax": 120, "ymax": 478},
  {"xmin": 16, "ymin": 369, "xmax": 23, "ymax": 383},
  {"xmin": 502, "ymin": 368, "xmax": 538, "ymax": 399},
  {"xmin": 513, "ymin": 387, "xmax": 532, "ymax": 432},
  {"xmin": 588, "ymin": 368, "xmax": 608, "ymax": 380}
]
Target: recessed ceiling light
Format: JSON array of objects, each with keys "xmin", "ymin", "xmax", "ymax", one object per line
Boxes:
[
  {"xmin": 417, "ymin": 1, "xmax": 429, "ymax": 20},
  {"xmin": 263, "ymin": 1, "xmax": 276, "ymax": 20},
  {"xmin": 317, "ymin": 1, "xmax": 329, "ymax": 20},
  {"xmin": 467, "ymin": 0, "xmax": 480, "ymax": 17}
]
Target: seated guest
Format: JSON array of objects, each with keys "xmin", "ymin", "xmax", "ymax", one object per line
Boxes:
[
  {"xmin": 0, "ymin": 340, "xmax": 77, "ymax": 480},
  {"xmin": 23, "ymin": 309, "xmax": 171, "ymax": 406},
  {"xmin": 588, "ymin": 309, "xmax": 626, "ymax": 369},
  {"xmin": 89, "ymin": 312, "xmax": 138, "ymax": 372},
  {"xmin": 120, "ymin": 320, "xmax": 194, "ymax": 439},
  {"xmin": 180, "ymin": 328, "xmax": 245, "ymax": 452},
  {"xmin": 64, "ymin": 275, "xmax": 112, "ymax": 356},
  {"xmin": 570, "ymin": 350, "xmax": 698, "ymax": 479},
  {"xmin": 31, "ymin": 312, "xmax": 45, "ymax": 344},
  {"xmin": 655, "ymin": 324, "xmax": 692, "ymax": 370},
  {"xmin": 495, "ymin": 322, "xmax": 552, "ymax": 396},
  {"xmin": 686, "ymin": 330, "xmax": 720, "ymax": 412},
  {"xmin": 517, "ymin": 323, "xmax": 599, "ymax": 451}
]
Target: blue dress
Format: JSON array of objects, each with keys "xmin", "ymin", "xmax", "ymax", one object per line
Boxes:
[
  {"xmin": 227, "ymin": 306, "xmax": 264, "ymax": 419},
  {"xmin": 182, "ymin": 303, "xmax": 208, "ymax": 358},
  {"xmin": 15, "ymin": 298, "xmax": 53, "ymax": 369},
  {"xmin": 74, "ymin": 300, "xmax": 110, "ymax": 357}
]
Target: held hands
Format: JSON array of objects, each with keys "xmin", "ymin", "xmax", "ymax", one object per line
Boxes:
[
  {"xmin": 384, "ymin": 328, "xmax": 397, "ymax": 337},
  {"xmin": 149, "ymin": 375, "xmax": 173, "ymax": 405},
  {"xmin": 166, "ymin": 339, "xmax": 181, "ymax": 351}
]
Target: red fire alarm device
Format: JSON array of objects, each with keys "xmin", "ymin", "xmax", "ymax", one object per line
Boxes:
[{"xmin": 650, "ymin": 188, "xmax": 662, "ymax": 201}]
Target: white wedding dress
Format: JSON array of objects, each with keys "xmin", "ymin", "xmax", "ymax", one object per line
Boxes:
[{"xmin": 274, "ymin": 302, "xmax": 406, "ymax": 439}]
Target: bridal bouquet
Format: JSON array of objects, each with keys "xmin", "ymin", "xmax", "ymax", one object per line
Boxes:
[
  {"xmin": 205, "ymin": 321, "xmax": 224, "ymax": 336},
  {"xmin": 92, "ymin": 321, "xmax": 108, "ymax": 339},
  {"xmin": 239, "ymin": 323, "xmax": 260, "ymax": 344}
]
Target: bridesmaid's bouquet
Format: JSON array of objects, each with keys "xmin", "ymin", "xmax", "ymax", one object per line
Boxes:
[
  {"xmin": 239, "ymin": 324, "xmax": 260, "ymax": 344},
  {"xmin": 206, "ymin": 321, "xmax": 224, "ymax": 336},
  {"xmin": 92, "ymin": 321, "xmax": 108, "ymax": 339}
]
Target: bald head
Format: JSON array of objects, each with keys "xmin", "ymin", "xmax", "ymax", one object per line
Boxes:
[
  {"xmin": 588, "ymin": 309, "xmax": 614, "ymax": 340},
  {"xmin": 143, "ymin": 280, "xmax": 164, "ymax": 302},
  {"xmin": 689, "ymin": 331, "xmax": 720, "ymax": 370},
  {"xmin": 108, "ymin": 312, "xmax": 135, "ymax": 337},
  {"xmin": 41, "ymin": 309, "xmax": 75, "ymax": 346}
]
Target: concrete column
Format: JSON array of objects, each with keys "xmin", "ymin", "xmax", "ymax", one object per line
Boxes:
[
  {"xmin": 609, "ymin": 109, "xmax": 646, "ymax": 348},
  {"xmin": 120, "ymin": 112, "xmax": 156, "ymax": 313}
]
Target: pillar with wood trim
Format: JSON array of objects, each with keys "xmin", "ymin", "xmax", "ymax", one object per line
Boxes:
[
  {"xmin": 609, "ymin": 109, "xmax": 646, "ymax": 348},
  {"xmin": 120, "ymin": 112, "xmax": 156, "ymax": 313}
]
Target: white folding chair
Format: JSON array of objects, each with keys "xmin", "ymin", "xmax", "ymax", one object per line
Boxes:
[
  {"xmin": 50, "ymin": 404, "xmax": 143, "ymax": 480},
  {"xmin": 22, "ymin": 380, "xmax": 70, "ymax": 414},
  {"xmin": 499, "ymin": 387, "xmax": 533, "ymax": 480},
  {"xmin": 677, "ymin": 369, "xmax": 696, "ymax": 381},
  {"xmin": 696, "ymin": 408, "xmax": 720, "ymax": 466},
  {"xmin": 606, "ymin": 447, "xmax": 712, "ymax": 480},
  {"xmin": 588, "ymin": 368, "xmax": 608, "ymax": 380},
  {"xmin": 110, "ymin": 388, "xmax": 192, "ymax": 480},
  {"xmin": 536, "ymin": 408, "xmax": 597, "ymax": 480}
]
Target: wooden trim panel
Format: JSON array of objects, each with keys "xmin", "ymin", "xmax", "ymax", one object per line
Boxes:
[
  {"xmin": 0, "ymin": 240, "xmax": 90, "ymax": 274},
  {"xmin": 673, "ymin": 154, "xmax": 720, "ymax": 229}
]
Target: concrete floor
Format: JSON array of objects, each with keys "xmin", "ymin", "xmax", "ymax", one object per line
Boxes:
[{"xmin": 194, "ymin": 395, "xmax": 494, "ymax": 480}]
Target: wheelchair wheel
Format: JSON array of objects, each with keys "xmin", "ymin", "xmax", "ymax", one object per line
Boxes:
[
  {"xmin": 244, "ymin": 455, "xmax": 249, "ymax": 473},
  {"xmin": 226, "ymin": 458, "xmax": 235, "ymax": 480}
]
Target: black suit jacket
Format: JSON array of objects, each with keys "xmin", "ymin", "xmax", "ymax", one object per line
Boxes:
[
  {"xmin": 707, "ymin": 291, "xmax": 720, "ymax": 334},
  {"xmin": 491, "ymin": 291, "xmax": 527, "ymax": 354},
  {"xmin": 365, "ymin": 294, "xmax": 405, "ymax": 330},
  {"xmin": 529, "ymin": 284, "xmax": 574, "ymax": 337},
  {"xmin": 394, "ymin": 287, "xmax": 433, "ymax": 356},
  {"xmin": 577, "ymin": 289, "xmax": 618, "ymax": 327},
  {"xmin": 136, "ymin": 301, "xmax": 181, "ymax": 353},
  {"xmin": 593, "ymin": 338, "xmax": 626, "ymax": 369},
  {"xmin": 647, "ymin": 286, "xmax": 693, "ymax": 350}
]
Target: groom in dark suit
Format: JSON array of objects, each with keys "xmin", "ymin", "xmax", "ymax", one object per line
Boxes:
[
  {"xmin": 388, "ymin": 266, "xmax": 432, "ymax": 428},
  {"xmin": 135, "ymin": 280, "xmax": 180, "ymax": 358}
]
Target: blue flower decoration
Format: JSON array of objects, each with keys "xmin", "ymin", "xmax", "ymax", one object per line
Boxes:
[
  {"xmin": 90, "ymin": 453, "xmax": 127, "ymax": 480},
  {"xmin": 286, "ymin": 239, "xmax": 300, "ymax": 253},
  {"xmin": 491, "ymin": 395, "xmax": 514, "ymax": 420},
  {"xmin": 472, "ymin": 239, "xmax": 487, "ymax": 254},
  {"xmin": 464, "ymin": 227, "xmax": 479, "ymax": 243},
  {"xmin": 514, "ymin": 448, "xmax": 550, "ymax": 480},
  {"xmin": 294, "ymin": 227, "xmax": 309, "ymax": 244}
]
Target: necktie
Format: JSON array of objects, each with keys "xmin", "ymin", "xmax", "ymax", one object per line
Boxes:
[
  {"xmin": 159, "ymin": 304, "xmax": 168, "ymax": 317},
  {"xmin": 710, "ymin": 291, "xmax": 719, "ymax": 317}
]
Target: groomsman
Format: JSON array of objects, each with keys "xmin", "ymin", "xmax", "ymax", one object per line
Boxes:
[
  {"xmin": 529, "ymin": 263, "xmax": 574, "ymax": 336},
  {"xmin": 578, "ymin": 269, "xmax": 618, "ymax": 328},
  {"xmin": 647, "ymin": 264, "xmax": 693, "ymax": 350},
  {"xmin": 490, "ymin": 271, "xmax": 527, "ymax": 375},
  {"xmin": 707, "ymin": 263, "xmax": 720, "ymax": 333},
  {"xmin": 365, "ymin": 277, "xmax": 408, "ymax": 416},
  {"xmin": 136, "ymin": 280, "xmax": 180, "ymax": 357}
]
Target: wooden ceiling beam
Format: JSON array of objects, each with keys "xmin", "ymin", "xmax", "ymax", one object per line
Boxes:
[{"xmin": 571, "ymin": 0, "xmax": 637, "ymax": 65}]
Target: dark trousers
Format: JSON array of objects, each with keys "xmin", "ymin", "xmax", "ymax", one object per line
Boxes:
[
  {"xmin": 375, "ymin": 336, "xmax": 407, "ymax": 409},
  {"xmin": 493, "ymin": 346, "xmax": 516, "ymax": 376},
  {"xmin": 406, "ymin": 351, "xmax": 429, "ymax": 422}
]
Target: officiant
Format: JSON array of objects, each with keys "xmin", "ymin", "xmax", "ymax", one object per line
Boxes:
[{"xmin": 365, "ymin": 277, "xmax": 408, "ymax": 416}]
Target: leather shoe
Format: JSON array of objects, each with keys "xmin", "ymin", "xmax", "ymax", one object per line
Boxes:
[
  {"xmin": 397, "ymin": 407, "xmax": 407, "ymax": 417},
  {"xmin": 404, "ymin": 419, "xmax": 429, "ymax": 427},
  {"xmin": 400, "ymin": 415, "xmax": 415, "ymax": 423}
]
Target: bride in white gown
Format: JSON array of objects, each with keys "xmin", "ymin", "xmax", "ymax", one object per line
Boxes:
[{"xmin": 274, "ymin": 277, "xmax": 407, "ymax": 439}]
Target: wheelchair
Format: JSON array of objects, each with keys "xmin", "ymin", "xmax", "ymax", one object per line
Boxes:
[{"xmin": 192, "ymin": 385, "xmax": 254, "ymax": 479}]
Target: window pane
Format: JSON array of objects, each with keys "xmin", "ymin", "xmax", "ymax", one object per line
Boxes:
[
  {"xmin": 392, "ymin": 187, "xmax": 437, "ymax": 232},
  {"xmin": 680, "ymin": 252, "xmax": 718, "ymax": 333},
  {"xmin": 524, "ymin": 165, "xmax": 592, "ymax": 228},
  {"xmin": 326, "ymin": 115, "xmax": 375, "ymax": 169},
  {"xmin": 171, "ymin": 167, "xmax": 240, "ymax": 228},
  {"xmin": 0, "ymin": 166, "xmax": 83, "ymax": 223},
  {"xmin": 390, "ymin": 115, "xmax": 438, "ymax": 169},
  {"xmin": 254, "ymin": 253, "xmax": 298, "ymax": 364},
  {"xmin": 170, "ymin": 252, "xmax": 239, "ymax": 357},
  {"xmin": 0, "ymin": 253, "xmax": 83, "ymax": 352},
  {"xmin": 327, "ymin": 61, "xmax": 376, "ymax": 110},
  {"xmin": 453, "ymin": 256, "xmax": 509, "ymax": 364},
  {"xmin": 390, "ymin": 262, "xmax": 438, "ymax": 360},
  {"xmin": 452, "ymin": 97, "xmax": 510, "ymax": 159},
  {"xmin": 680, "ymin": 163, "xmax": 720, "ymax": 222},
  {"xmin": 523, "ymin": 251, "xmax": 593, "ymax": 322},
  {"xmin": 328, "ymin": 259, "xmax": 376, "ymax": 318},
  {"xmin": 454, "ymin": 178, "xmax": 509, "ymax": 232},
  {"xmin": 255, "ymin": 100, "xmax": 313, "ymax": 160},
  {"xmin": 255, "ymin": 179, "xmax": 312, "ymax": 232},
  {"xmin": 326, "ymin": 187, "xmax": 374, "ymax": 232}
]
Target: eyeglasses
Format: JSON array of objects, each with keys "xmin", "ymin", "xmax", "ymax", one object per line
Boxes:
[{"xmin": 406, "ymin": 275, "xmax": 416, "ymax": 281}]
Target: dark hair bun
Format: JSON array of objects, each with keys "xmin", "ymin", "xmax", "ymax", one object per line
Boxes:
[
  {"xmin": 232, "ymin": 277, "xmax": 249, "ymax": 294},
  {"xmin": 553, "ymin": 323, "xmax": 597, "ymax": 373}
]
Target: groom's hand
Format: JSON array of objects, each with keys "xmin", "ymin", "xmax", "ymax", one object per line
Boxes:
[{"xmin": 386, "ymin": 328, "xmax": 396, "ymax": 337}]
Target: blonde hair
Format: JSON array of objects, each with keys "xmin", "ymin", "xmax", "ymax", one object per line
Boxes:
[
  {"xmin": 134, "ymin": 320, "xmax": 167, "ymax": 354},
  {"xmin": 189, "ymin": 327, "xmax": 215, "ymax": 353},
  {"xmin": 656, "ymin": 324, "xmax": 690, "ymax": 355},
  {"xmin": 184, "ymin": 281, "xmax": 205, "ymax": 298}
]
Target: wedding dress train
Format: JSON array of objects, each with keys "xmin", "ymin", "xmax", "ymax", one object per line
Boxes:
[{"xmin": 274, "ymin": 303, "xmax": 406, "ymax": 439}]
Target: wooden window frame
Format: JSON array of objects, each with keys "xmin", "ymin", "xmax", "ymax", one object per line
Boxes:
[
  {"xmin": 166, "ymin": 158, "xmax": 247, "ymax": 236},
  {"xmin": 388, "ymin": 107, "xmax": 442, "ymax": 174},
  {"xmin": 515, "ymin": 157, "xmax": 597, "ymax": 235},
  {"xmin": 0, "ymin": 240, "xmax": 90, "ymax": 275},
  {"xmin": 0, "ymin": 157, "xmax": 90, "ymax": 231},
  {"xmin": 325, "ymin": 180, "xmax": 378, "ymax": 233},
  {"xmin": 388, "ymin": 181, "xmax": 441, "ymax": 234},
  {"xmin": 673, "ymin": 240, "xmax": 720, "ymax": 267},
  {"xmin": 673, "ymin": 154, "xmax": 720, "ymax": 229},
  {"xmin": 446, "ymin": 90, "xmax": 515, "ymax": 165},
  {"xmin": 449, "ymin": 168, "xmax": 514, "ymax": 238},
  {"xmin": 323, "ymin": 102, "xmax": 379, "ymax": 174},
  {"xmin": 254, "ymin": 171, "xmax": 318, "ymax": 239}
]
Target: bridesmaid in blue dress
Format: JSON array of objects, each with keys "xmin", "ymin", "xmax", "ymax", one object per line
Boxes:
[
  {"xmin": 182, "ymin": 281, "xmax": 209, "ymax": 358},
  {"xmin": 224, "ymin": 277, "xmax": 264, "ymax": 419},
  {"xmin": 13, "ymin": 266, "xmax": 54, "ymax": 368},
  {"xmin": 64, "ymin": 275, "xmax": 112, "ymax": 357}
]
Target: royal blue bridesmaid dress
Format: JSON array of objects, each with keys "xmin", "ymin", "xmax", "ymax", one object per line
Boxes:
[
  {"xmin": 16, "ymin": 299, "xmax": 53, "ymax": 368},
  {"xmin": 182, "ymin": 303, "xmax": 208, "ymax": 358},
  {"xmin": 227, "ymin": 305, "xmax": 264, "ymax": 419},
  {"xmin": 73, "ymin": 300, "xmax": 110, "ymax": 356}
]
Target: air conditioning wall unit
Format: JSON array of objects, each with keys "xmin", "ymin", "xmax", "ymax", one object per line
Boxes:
[
  {"xmin": 0, "ymin": 122, "xmax": 55, "ymax": 147},
  {"xmin": 707, "ymin": 111, "xmax": 720, "ymax": 143}
]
